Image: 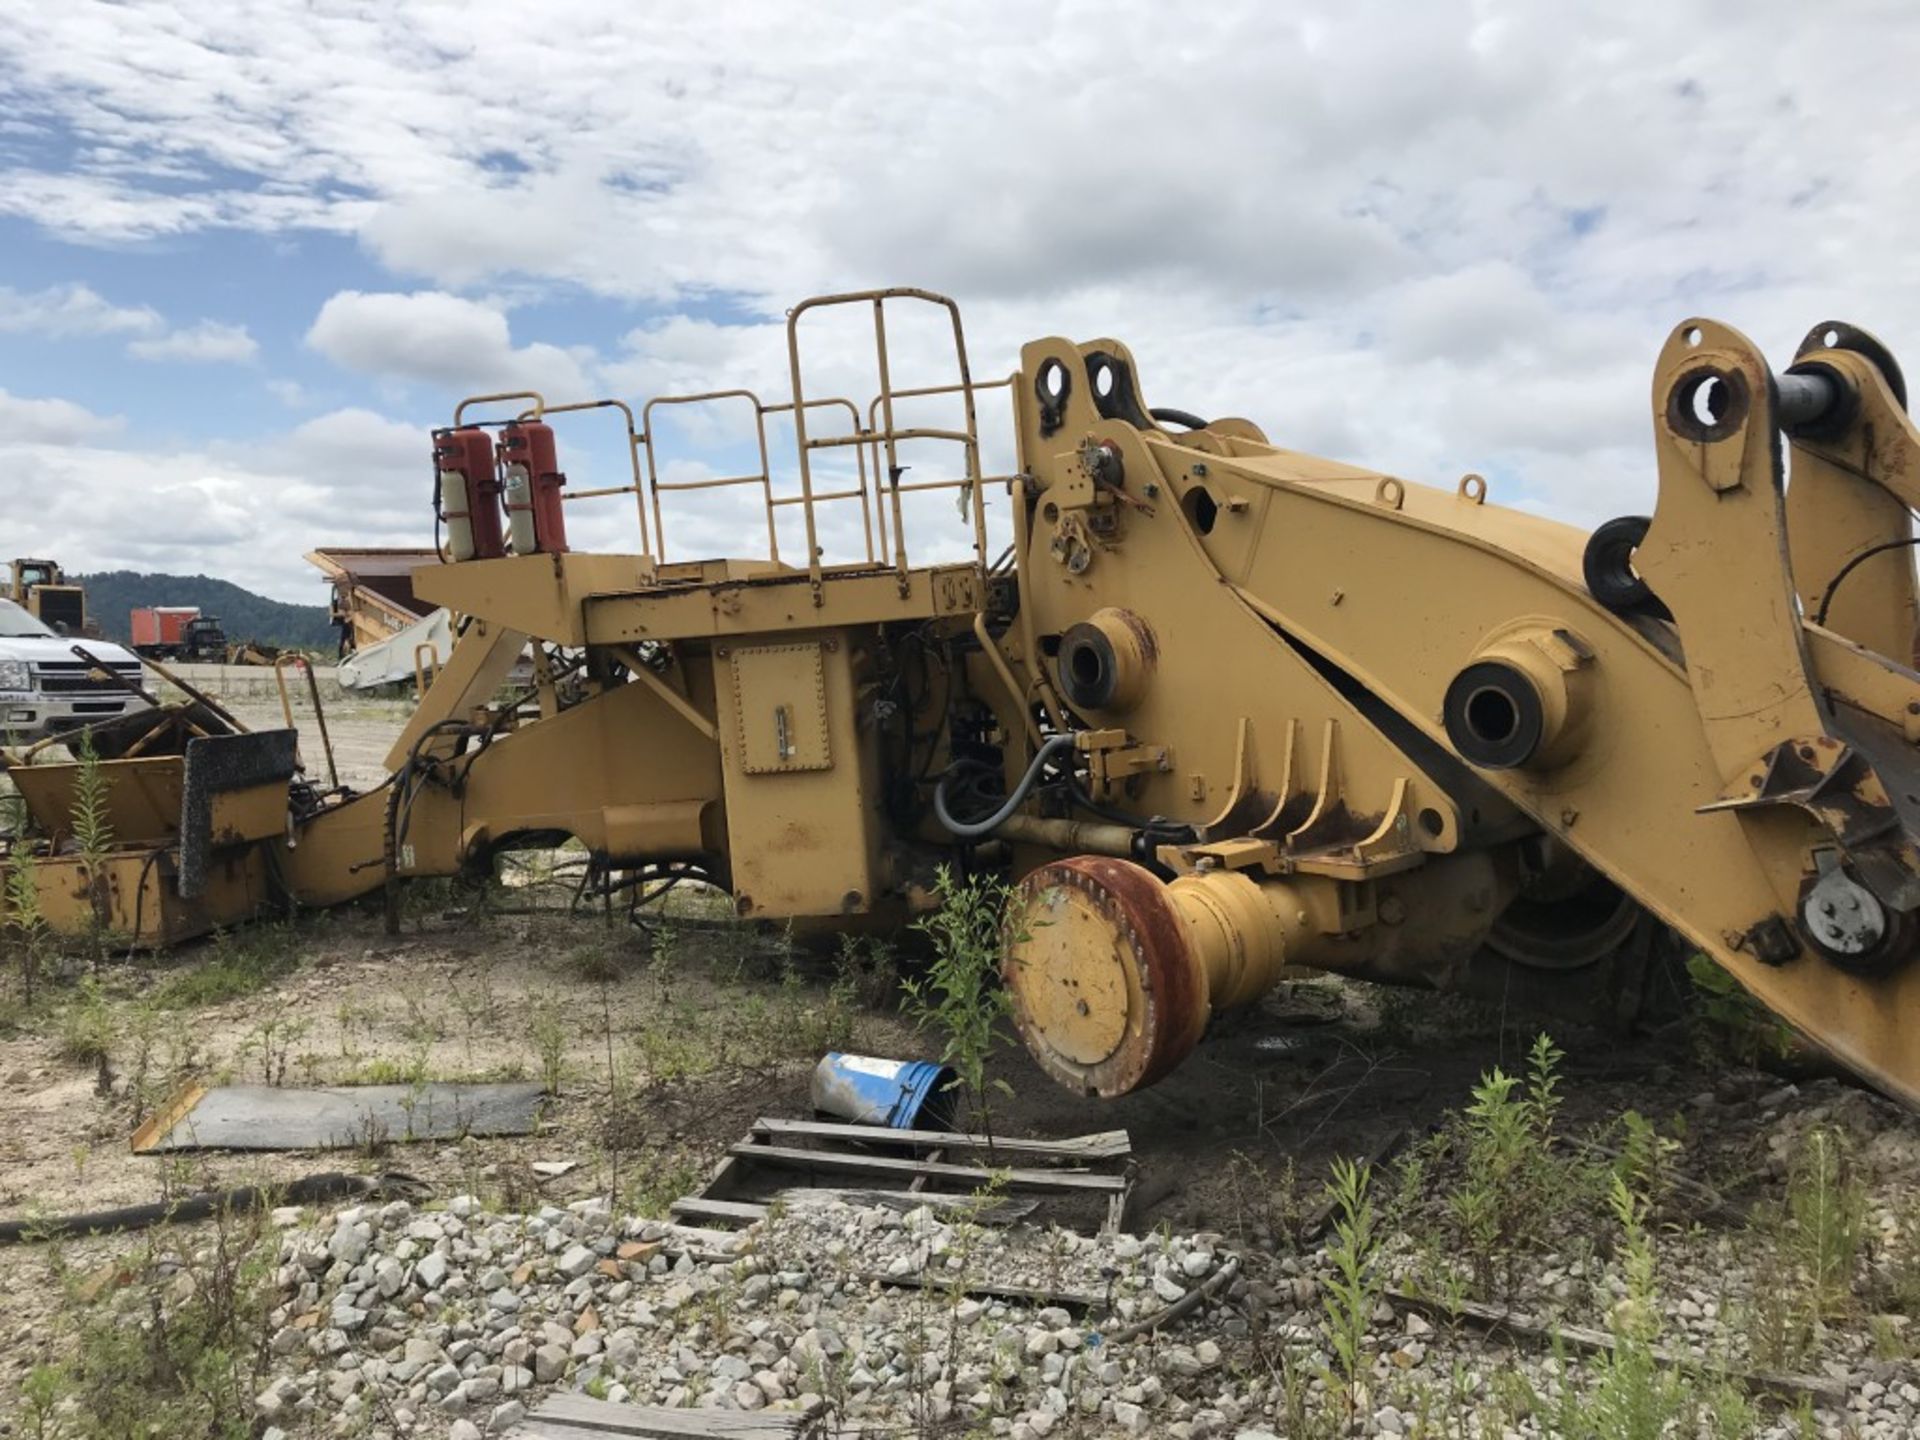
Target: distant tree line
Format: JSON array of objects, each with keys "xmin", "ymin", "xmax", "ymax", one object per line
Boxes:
[{"xmin": 75, "ymin": 571, "xmax": 336, "ymax": 649}]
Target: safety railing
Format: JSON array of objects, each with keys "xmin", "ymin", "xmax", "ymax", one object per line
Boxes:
[
  {"xmin": 273, "ymin": 653, "xmax": 339, "ymax": 791},
  {"xmin": 523, "ymin": 398, "xmax": 649, "ymax": 555},
  {"xmin": 787, "ymin": 288, "xmax": 989, "ymax": 590},
  {"xmin": 478, "ymin": 288, "xmax": 1007, "ymax": 586},
  {"xmin": 640, "ymin": 392, "xmax": 876, "ymax": 567},
  {"xmin": 862, "ymin": 374, "xmax": 1017, "ymax": 574}
]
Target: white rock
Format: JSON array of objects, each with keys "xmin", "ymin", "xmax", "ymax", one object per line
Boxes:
[
  {"xmin": 1162, "ymin": 1348, "xmax": 1204, "ymax": 1377},
  {"xmin": 328, "ymin": 1223, "xmax": 372, "ymax": 1266},
  {"xmin": 255, "ymin": 1378, "xmax": 296, "ymax": 1418},
  {"xmin": 557, "ymin": 1244, "xmax": 597, "ymax": 1278},
  {"xmin": 465, "ymin": 1375, "xmax": 500, "ymax": 1404},
  {"xmin": 533, "ymin": 1343, "xmax": 569, "ymax": 1383}
]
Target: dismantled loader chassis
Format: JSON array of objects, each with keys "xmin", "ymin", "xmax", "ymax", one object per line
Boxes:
[{"xmin": 8, "ymin": 293, "xmax": 1920, "ymax": 1113}]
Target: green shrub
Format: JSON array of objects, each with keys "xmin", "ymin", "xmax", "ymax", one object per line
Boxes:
[
  {"xmin": 1434, "ymin": 1034, "xmax": 1595, "ymax": 1298},
  {"xmin": 36, "ymin": 1209, "xmax": 275, "ymax": 1439},
  {"xmin": 1318, "ymin": 1157, "xmax": 1381, "ymax": 1424},
  {"xmin": 902, "ymin": 867, "xmax": 1015, "ymax": 1136}
]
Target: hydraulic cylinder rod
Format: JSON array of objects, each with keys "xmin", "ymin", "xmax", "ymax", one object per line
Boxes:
[{"xmin": 1003, "ymin": 853, "xmax": 1511, "ymax": 1097}]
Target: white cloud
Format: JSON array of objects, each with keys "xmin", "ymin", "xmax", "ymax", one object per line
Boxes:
[
  {"xmin": 4, "ymin": 1, "xmax": 1920, "ymax": 588},
  {"xmin": 0, "ymin": 282, "xmax": 159, "ymax": 338},
  {"xmin": 0, "ymin": 282, "xmax": 259, "ymax": 370},
  {"xmin": 306, "ymin": 290, "xmax": 592, "ymax": 399},
  {"xmin": 127, "ymin": 319, "xmax": 259, "ymax": 363},
  {"xmin": 0, "ymin": 388, "xmax": 123, "ymax": 444},
  {"xmin": 0, "ymin": 404, "xmax": 431, "ymax": 603},
  {"xmin": 283, "ymin": 406, "xmax": 422, "ymax": 480}
]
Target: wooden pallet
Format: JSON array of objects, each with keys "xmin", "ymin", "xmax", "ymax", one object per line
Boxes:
[
  {"xmin": 507, "ymin": 1392, "xmax": 825, "ymax": 1439},
  {"xmin": 671, "ymin": 1118, "xmax": 1134, "ymax": 1233}
]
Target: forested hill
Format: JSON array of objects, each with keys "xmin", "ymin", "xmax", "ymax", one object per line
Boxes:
[{"xmin": 74, "ymin": 571, "xmax": 335, "ymax": 649}]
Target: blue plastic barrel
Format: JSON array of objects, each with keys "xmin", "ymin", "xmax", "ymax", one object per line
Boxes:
[{"xmin": 810, "ymin": 1052, "xmax": 958, "ymax": 1130}]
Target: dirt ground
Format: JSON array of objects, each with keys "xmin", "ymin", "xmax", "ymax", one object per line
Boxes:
[
  {"xmin": 0, "ymin": 896, "xmax": 1760, "ymax": 1414},
  {"xmin": 221, "ymin": 689, "xmax": 410, "ymax": 791}
]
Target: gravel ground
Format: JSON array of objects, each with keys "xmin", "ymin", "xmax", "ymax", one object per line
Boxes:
[
  {"xmin": 3, "ymin": 905, "xmax": 1917, "ymax": 1439},
  {"xmin": 123, "ymin": 1070, "xmax": 1915, "ymax": 1440}
]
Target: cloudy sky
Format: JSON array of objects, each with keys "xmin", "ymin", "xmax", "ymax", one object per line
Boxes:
[{"xmin": 1, "ymin": 1, "xmax": 1916, "ymax": 602}]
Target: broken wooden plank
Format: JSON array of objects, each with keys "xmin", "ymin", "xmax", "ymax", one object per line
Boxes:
[
  {"xmin": 513, "ymin": 1416, "xmax": 814, "ymax": 1438},
  {"xmin": 853, "ymin": 1267, "xmax": 1105, "ymax": 1310},
  {"xmin": 511, "ymin": 1414, "xmax": 811, "ymax": 1438},
  {"xmin": 750, "ymin": 1118, "xmax": 1132, "ymax": 1161},
  {"xmin": 666, "ymin": 1184, "xmax": 1045, "ymax": 1233},
  {"xmin": 132, "ymin": 1080, "xmax": 545, "ymax": 1152},
  {"xmin": 1384, "ymin": 1289, "xmax": 1847, "ymax": 1407},
  {"xmin": 1105, "ymin": 1175, "xmax": 1132, "ymax": 1235},
  {"xmin": 730, "ymin": 1143, "xmax": 1125, "ymax": 1193},
  {"xmin": 688, "ymin": 1146, "xmax": 748, "ymax": 1204},
  {"xmin": 669, "ymin": 1197, "xmax": 768, "ymax": 1225},
  {"xmin": 512, "ymin": 1391, "xmax": 824, "ymax": 1437},
  {"xmin": 907, "ymin": 1145, "xmax": 945, "ymax": 1196},
  {"xmin": 772, "ymin": 1187, "xmax": 1038, "ymax": 1225}
]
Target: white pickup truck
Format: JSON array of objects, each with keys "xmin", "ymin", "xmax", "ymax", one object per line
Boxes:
[{"xmin": 0, "ymin": 597, "xmax": 150, "ymax": 744}]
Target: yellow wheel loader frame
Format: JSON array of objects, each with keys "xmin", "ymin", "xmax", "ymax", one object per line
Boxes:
[{"xmin": 8, "ymin": 291, "xmax": 1920, "ymax": 1114}]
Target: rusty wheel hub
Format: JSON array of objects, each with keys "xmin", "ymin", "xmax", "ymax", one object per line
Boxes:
[{"xmin": 1002, "ymin": 856, "xmax": 1209, "ymax": 1098}]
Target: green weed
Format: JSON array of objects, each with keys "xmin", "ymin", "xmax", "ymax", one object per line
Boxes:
[
  {"xmin": 1686, "ymin": 952, "xmax": 1795, "ymax": 1066},
  {"xmin": 70, "ymin": 733, "xmax": 115, "ymax": 955},
  {"xmin": 1785, "ymin": 1127, "xmax": 1865, "ymax": 1315},
  {"xmin": 1318, "ymin": 1155, "xmax": 1381, "ymax": 1426},
  {"xmin": 903, "ymin": 867, "xmax": 1015, "ymax": 1135},
  {"xmin": 1428, "ymin": 1034, "xmax": 1596, "ymax": 1299},
  {"xmin": 620, "ymin": 1156, "xmax": 704, "ymax": 1218},
  {"xmin": 1744, "ymin": 1125, "xmax": 1866, "ymax": 1368},
  {"xmin": 1543, "ymin": 1174, "xmax": 1754, "ymax": 1440},
  {"xmin": 3, "ymin": 839, "xmax": 48, "ymax": 1008},
  {"xmin": 568, "ymin": 932, "xmax": 625, "ymax": 983},
  {"xmin": 34, "ymin": 1206, "xmax": 276, "ymax": 1439},
  {"xmin": 151, "ymin": 925, "xmax": 300, "ymax": 1009},
  {"xmin": 56, "ymin": 975, "xmax": 114, "ymax": 1066},
  {"xmin": 529, "ymin": 995, "xmax": 569, "ymax": 1093}
]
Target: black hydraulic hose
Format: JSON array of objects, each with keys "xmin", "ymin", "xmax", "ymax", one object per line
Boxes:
[
  {"xmin": 1150, "ymin": 406, "xmax": 1209, "ymax": 431},
  {"xmin": 1068, "ymin": 773, "xmax": 1150, "ymax": 827},
  {"xmin": 0, "ymin": 1172, "xmax": 425, "ymax": 1244},
  {"xmin": 1814, "ymin": 531, "xmax": 1920, "ymax": 626},
  {"xmin": 933, "ymin": 733, "xmax": 1077, "ymax": 838}
]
